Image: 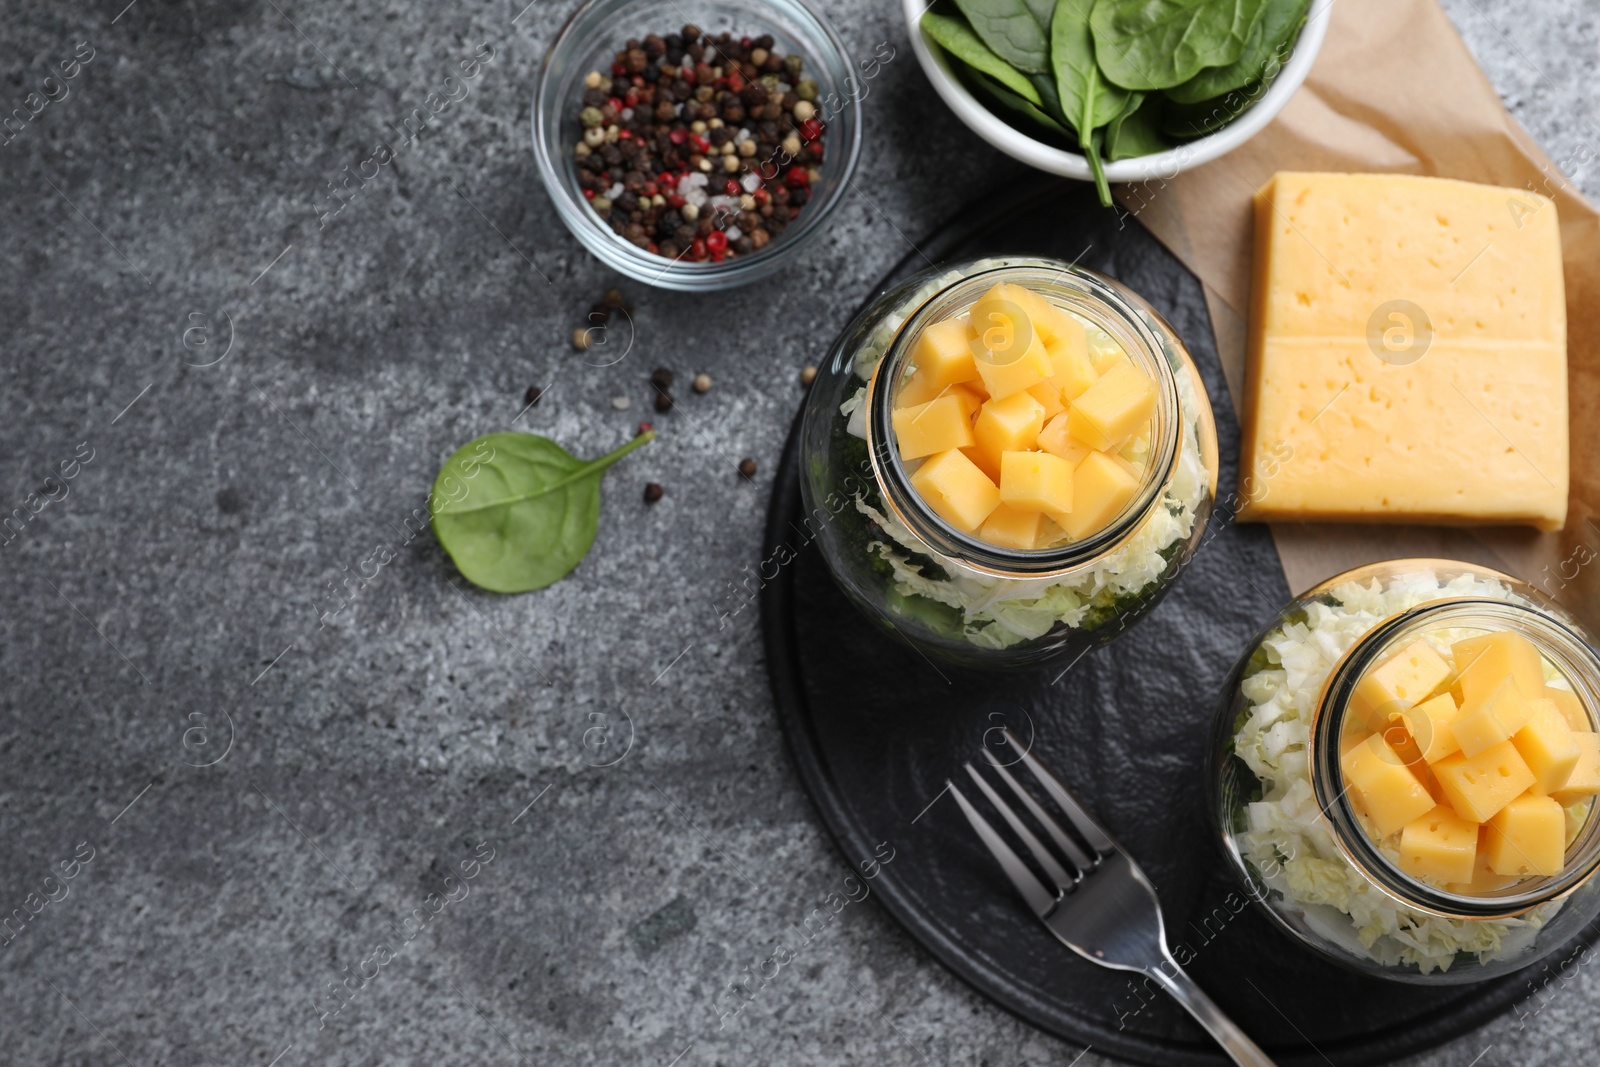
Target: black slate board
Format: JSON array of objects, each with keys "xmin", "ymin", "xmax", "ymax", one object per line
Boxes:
[{"xmin": 760, "ymin": 176, "xmax": 1591, "ymax": 1065}]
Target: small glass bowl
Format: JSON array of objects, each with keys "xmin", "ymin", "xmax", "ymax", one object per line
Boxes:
[{"xmin": 532, "ymin": 0, "xmax": 862, "ymax": 291}]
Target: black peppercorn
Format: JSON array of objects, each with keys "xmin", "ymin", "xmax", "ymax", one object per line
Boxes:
[
  {"xmin": 650, "ymin": 367, "xmax": 674, "ymax": 389},
  {"xmin": 654, "ymin": 391, "xmax": 674, "ymax": 412},
  {"xmin": 738, "ymin": 458, "xmax": 757, "ymax": 478},
  {"xmin": 524, "ymin": 385, "xmax": 544, "ymax": 406},
  {"xmin": 644, "ymin": 482, "xmax": 664, "ymax": 504}
]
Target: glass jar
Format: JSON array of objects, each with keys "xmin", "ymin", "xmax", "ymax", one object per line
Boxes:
[
  {"xmin": 798, "ymin": 257, "xmax": 1218, "ymax": 669},
  {"xmin": 1212, "ymin": 559, "xmax": 1600, "ymax": 983}
]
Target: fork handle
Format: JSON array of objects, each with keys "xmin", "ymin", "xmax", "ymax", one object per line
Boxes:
[{"xmin": 1149, "ymin": 965, "xmax": 1278, "ymax": 1067}]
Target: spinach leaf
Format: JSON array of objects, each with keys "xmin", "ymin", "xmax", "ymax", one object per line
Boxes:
[
  {"xmin": 1159, "ymin": 80, "xmax": 1257, "ymax": 137},
  {"xmin": 1105, "ymin": 92, "xmax": 1171, "ymax": 158},
  {"xmin": 952, "ymin": 0, "xmax": 1053, "ymax": 73},
  {"xmin": 1051, "ymin": 0, "xmax": 1130, "ymax": 131},
  {"xmin": 965, "ymin": 70, "xmax": 1076, "ymax": 139},
  {"xmin": 1089, "ymin": 0, "xmax": 1268, "ymax": 91},
  {"xmin": 1165, "ymin": 0, "xmax": 1308, "ymax": 104},
  {"xmin": 430, "ymin": 429, "xmax": 654, "ymax": 593},
  {"xmin": 923, "ymin": 9, "xmax": 1046, "ymax": 103}
]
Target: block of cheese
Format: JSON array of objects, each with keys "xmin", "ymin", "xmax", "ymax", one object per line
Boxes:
[
  {"xmin": 1484, "ymin": 794, "xmax": 1566, "ymax": 877},
  {"xmin": 1398, "ymin": 806, "xmax": 1479, "ymax": 885},
  {"xmin": 908, "ymin": 449, "xmax": 999, "ymax": 534},
  {"xmin": 1341, "ymin": 733, "xmax": 1437, "ymax": 835},
  {"xmin": 1238, "ymin": 172, "xmax": 1568, "ymax": 530}
]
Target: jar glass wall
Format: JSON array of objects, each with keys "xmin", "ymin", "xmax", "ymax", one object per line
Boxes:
[
  {"xmin": 1212, "ymin": 559, "xmax": 1600, "ymax": 983},
  {"xmin": 798, "ymin": 257, "xmax": 1219, "ymax": 669}
]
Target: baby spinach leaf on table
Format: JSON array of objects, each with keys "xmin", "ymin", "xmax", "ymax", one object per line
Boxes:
[
  {"xmin": 951, "ymin": 0, "xmax": 1053, "ymax": 73},
  {"xmin": 1089, "ymin": 0, "xmax": 1268, "ymax": 91},
  {"xmin": 923, "ymin": 9, "xmax": 1046, "ymax": 103},
  {"xmin": 1105, "ymin": 91, "xmax": 1172, "ymax": 158},
  {"xmin": 430, "ymin": 429, "xmax": 654, "ymax": 593},
  {"xmin": 1165, "ymin": 0, "xmax": 1308, "ymax": 103}
]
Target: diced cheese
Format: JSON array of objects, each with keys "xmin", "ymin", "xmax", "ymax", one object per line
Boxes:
[
  {"xmin": 999, "ymin": 451, "xmax": 1073, "ymax": 514},
  {"xmin": 1433, "ymin": 740, "xmax": 1537, "ymax": 823},
  {"xmin": 1394, "ymin": 693, "xmax": 1463, "ymax": 765},
  {"xmin": 1513, "ymin": 697, "xmax": 1580, "ymax": 795},
  {"xmin": 1342, "ymin": 733, "xmax": 1438, "ymax": 836},
  {"xmin": 973, "ymin": 331, "xmax": 1055, "ymax": 401},
  {"xmin": 1026, "ymin": 381, "xmax": 1067, "ymax": 419},
  {"xmin": 1451, "ymin": 675, "xmax": 1534, "ymax": 758},
  {"xmin": 1046, "ymin": 333, "xmax": 1098, "ymax": 401},
  {"xmin": 979, "ymin": 502, "xmax": 1046, "ymax": 550},
  {"xmin": 1350, "ymin": 639, "xmax": 1454, "ymax": 731},
  {"xmin": 1484, "ymin": 794, "xmax": 1566, "ymax": 877},
  {"xmin": 893, "ymin": 393, "xmax": 978, "ymax": 460},
  {"xmin": 982, "ymin": 282, "xmax": 1076, "ymax": 350},
  {"xmin": 1238, "ymin": 172, "xmax": 1568, "ymax": 530},
  {"xmin": 1545, "ymin": 686, "xmax": 1592, "ymax": 732},
  {"xmin": 973, "ymin": 392, "xmax": 1047, "ymax": 470},
  {"xmin": 1551, "ymin": 732, "xmax": 1600, "ymax": 807},
  {"xmin": 1037, "ymin": 413, "xmax": 1092, "ymax": 466},
  {"xmin": 1446, "ymin": 833, "xmax": 1525, "ymax": 895},
  {"xmin": 1052, "ymin": 450, "xmax": 1140, "ymax": 541},
  {"xmin": 1398, "ymin": 806, "xmax": 1479, "ymax": 885},
  {"xmin": 1067, "ymin": 361, "xmax": 1157, "ymax": 452},
  {"xmin": 910, "ymin": 318, "xmax": 981, "ymax": 389},
  {"xmin": 908, "ymin": 449, "xmax": 999, "ymax": 534},
  {"xmin": 1452, "ymin": 631, "xmax": 1546, "ymax": 707}
]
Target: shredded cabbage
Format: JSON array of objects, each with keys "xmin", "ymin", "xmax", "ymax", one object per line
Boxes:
[{"xmin": 1233, "ymin": 569, "xmax": 1564, "ymax": 973}]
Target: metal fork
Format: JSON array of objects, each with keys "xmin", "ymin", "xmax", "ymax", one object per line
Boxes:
[{"xmin": 950, "ymin": 729, "xmax": 1276, "ymax": 1067}]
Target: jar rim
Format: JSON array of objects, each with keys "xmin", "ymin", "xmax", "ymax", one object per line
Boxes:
[
  {"xmin": 864, "ymin": 260, "xmax": 1182, "ymax": 578},
  {"xmin": 1309, "ymin": 593, "xmax": 1600, "ymax": 919}
]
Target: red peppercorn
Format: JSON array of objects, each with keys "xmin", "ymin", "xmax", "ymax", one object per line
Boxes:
[
  {"xmin": 618, "ymin": 129, "xmax": 632, "ymax": 140},
  {"xmin": 611, "ymin": 60, "xmax": 627, "ymax": 76},
  {"xmin": 724, "ymin": 179, "xmax": 740, "ymax": 195},
  {"xmin": 784, "ymin": 167, "xmax": 809, "ymax": 189},
  {"xmin": 690, "ymin": 237, "xmax": 707, "ymax": 259},
  {"xmin": 608, "ymin": 96, "xmax": 624, "ymax": 111},
  {"xmin": 752, "ymin": 187, "xmax": 769, "ymax": 205},
  {"xmin": 666, "ymin": 193, "xmax": 685, "ymax": 208},
  {"xmin": 705, "ymin": 230, "xmax": 728, "ymax": 253},
  {"xmin": 710, "ymin": 248, "xmax": 726, "ymax": 263},
  {"xmin": 689, "ymin": 134, "xmax": 710, "ymax": 153},
  {"xmin": 624, "ymin": 89, "xmax": 640, "ymax": 107},
  {"xmin": 658, "ymin": 171, "xmax": 678, "ymax": 187},
  {"xmin": 727, "ymin": 70, "xmax": 745, "ymax": 92},
  {"xmin": 800, "ymin": 118, "xmax": 823, "ymax": 141},
  {"xmin": 669, "ymin": 128, "xmax": 688, "ymax": 145},
  {"xmin": 632, "ymin": 75, "xmax": 645, "ymax": 86},
  {"xmin": 583, "ymin": 188, "xmax": 595, "ymax": 199},
  {"xmin": 642, "ymin": 181, "xmax": 658, "ymax": 196},
  {"xmin": 740, "ymin": 35, "xmax": 752, "ymax": 47},
  {"xmin": 681, "ymin": 67, "xmax": 696, "ymax": 85},
  {"xmin": 645, "ymin": 240, "xmax": 659, "ymax": 254}
]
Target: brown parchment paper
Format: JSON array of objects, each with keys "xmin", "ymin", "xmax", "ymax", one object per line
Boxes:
[{"xmin": 1123, "ymin": 0, "xmax": 1600, "ymax": 631}]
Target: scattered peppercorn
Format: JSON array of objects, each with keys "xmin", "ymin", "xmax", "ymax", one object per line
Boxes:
[
  {"xmin": 571, "ymin": 26, "xmax": 826, "ymax": 263},
  {"xmin": 525, "ymin": 385, "xmax": 544, "ymax": 406},
  {"xmin": 692, "ymin": 372, "xmax": 712, "ymax": 393},
  {"xmin": 738, "ymin": 457, "xmax": 758, "ymax": 478},
  {"xmin": 800, "ymin": 364, "xmax": 817, "ymax": 384},
  {"xmin": 612, "ymin": 395, "xmax": 632, "ymax": 410},
  {"xmin": 603, "ymin": 287, "xmax": 626, "ymax": 309},
  {"xmin": 654, "ymin": 390, "xmax": 675, "ymax": 412},
  {"xmin": 644, "ymin": 482, "xmax": 665, "ymax": 503},
  {"xmin": 651, "ymin": 367, "xmax": 675, "ymax": 389},
  {"xmin": 572, "ymin": 328, "xmax": 591, "ymax": 350}
]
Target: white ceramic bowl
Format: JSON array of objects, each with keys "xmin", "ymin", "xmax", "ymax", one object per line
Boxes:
[{"xmin": 902, "ymin": 0, "xmax": 1329, "ymax": 182}]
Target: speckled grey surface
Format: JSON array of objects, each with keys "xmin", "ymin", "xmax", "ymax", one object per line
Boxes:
[{"xmin": 0, "ymin": 2, "xmax": 1595, "ymax": 1065}]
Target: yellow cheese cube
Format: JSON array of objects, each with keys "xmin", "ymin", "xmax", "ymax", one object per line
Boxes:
[
  {"xmin": 1025, "ymin": 381, "xmax": 1067, "ymax": 419},
  {"xmin": 1350, "ymin": 639, "xmax": 1454, "ymax": 732},
  {"xmin": 1433, "ymin": 740, "xmax": 1537, "ymax": 823},
  {"xmin": 1514, "ymin": 697, "xmax": 1581, "ymax": 795},
  {"xmin": 1446, "ymin": 834, "xmax": 1525, "ymax": 895},
  {"xmin": 1067, "ymin": 361, "xmax": 1157, "ymax": 452},
  {"xmin": 1394, "ymin": 693, "xmax": 1463, "ymax": 765},
  {"xmin": 1037, "ymin": 413, "xmax": 1092, "ymax": 466},
  {"xmin": 893, "ymin": 394, "xmax": 978, "ymax": 460},
  {"xmin": 979, "ymin": 503, "xmax": 1045, "ymax": 550},
  {"xmin": 1451, "ymin": 675, "xmax": 1534, "ymax": 758},
  {"xmin": 1484, "ymin": 794, "xmax": 1566, "ymax": 877},
  {"xmin": 1052, "ymin": 450, "xmax": 1140, "ymax": 541},
  {"xmin": 1397, "ymin": 806, "xmax": 1479, "ymax": 885},
  {"xmin": 1046, "ymin": 333, "xmax": 1098, "ymax": 401},
  {"xmin": 972, "ymin": 330, "xmax": 1055, "ymax": 401},
  {"xmin": 910, "ymin": 317, "xmax": 980, "ymax": 389},
  {"xmin": 1090, "ymin": 345, "xmax": 1128, "ymax": 375},
  {"xmin": 976, "ymin": 282, "xmax": 1077, "ymax": 350},
  {"xmin": 999, "ymin": 451, "xmax": 1074, "ymax": 514},
  {"xmin": 1551, "ymin": 733, "xmax": 1600, "ymax": 807},
  {"xmin": 960, "ymin": 446, "xmax": 1000, "ymax": 483},
  {"xmin": 1452, "ymin": 631, "xmax": 1546, "ymax": 706},
  {"xmin": 1341, "ymin": 733, "xmax": 1438, "ymax": 836},
  {"xmin": 1545, "ymin": 686, "xmax": 1592, "ymax": 731},
  {"xmin": 908, "ymin": 449, "xmax": 999, "ymax": 534},
  {"xmin": 1238, "ymin": 172, "xmax": 1568, "ymax": 530},
  {"xmin": 895, "ymin": 368, "xmax": 944, "ymax": 408},
  {"xmin": 973, "ymin": 392, "xmax": 1047, "ymax": 470}
]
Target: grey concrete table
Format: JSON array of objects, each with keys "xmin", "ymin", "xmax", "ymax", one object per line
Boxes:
[{"xmin": 1, "ymin": 1, "xmax": 1594, "ymax": 1064}]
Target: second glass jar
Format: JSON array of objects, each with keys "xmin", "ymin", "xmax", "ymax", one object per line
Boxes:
[{"xmin": 798, "ymin": 257, "xmax": 1219, "ymax": 669}]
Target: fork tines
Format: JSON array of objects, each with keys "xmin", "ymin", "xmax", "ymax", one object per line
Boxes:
[{"xmin": 949, "ymin": 728, "xmax": 1116, "ymax": 918}]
